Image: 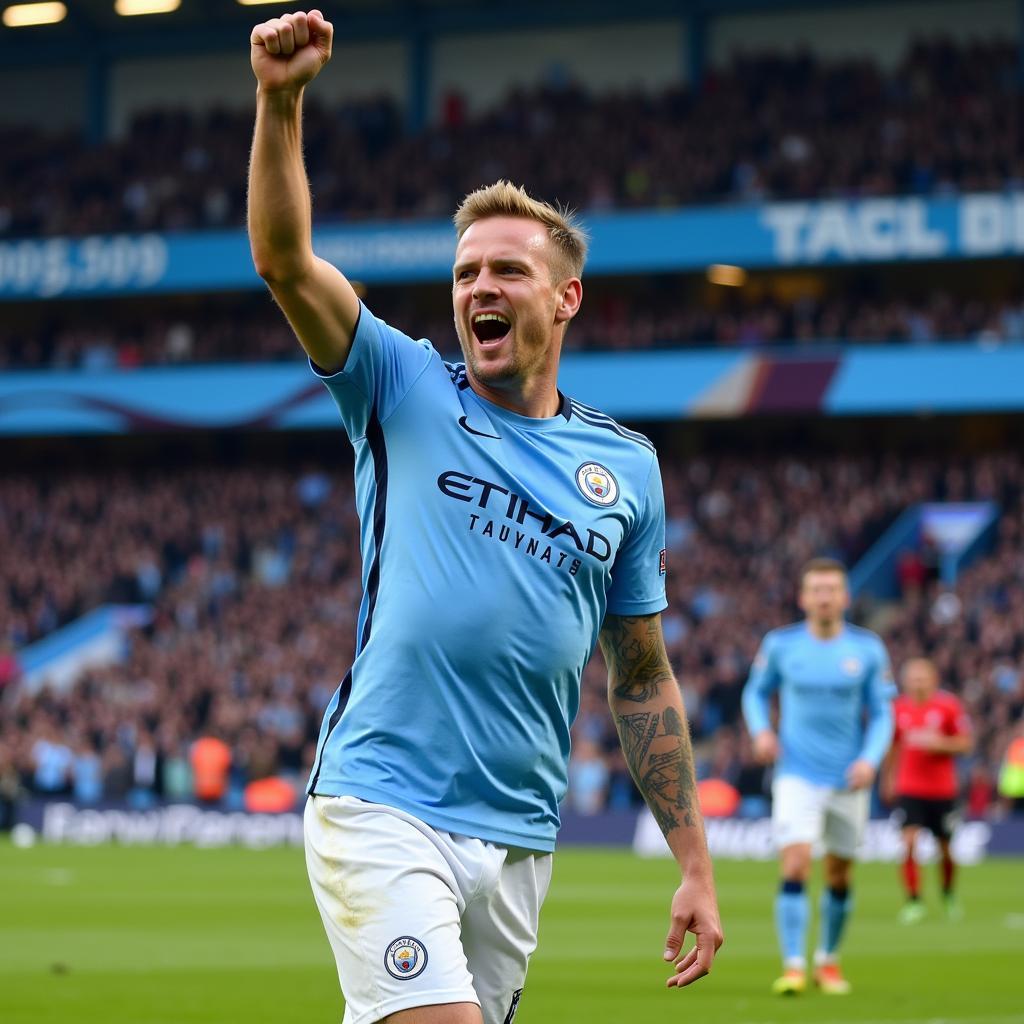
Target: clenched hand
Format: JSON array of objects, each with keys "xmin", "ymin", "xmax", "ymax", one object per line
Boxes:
[{"xmin": 250, "ymin": 9, "xmax": 334, "ymax": 94}]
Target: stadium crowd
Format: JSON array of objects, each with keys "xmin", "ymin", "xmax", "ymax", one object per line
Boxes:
[
  {"xmin": 2, "ymin": 451, "xmax": 1022, "ymax": 819},
  {"xmin": 4, "ymin": 286, "xmax": 1024, "ymax": 370},
  {"xmin": 1, "ymin": 38, "xmax": 1017, "ymax": 240}
]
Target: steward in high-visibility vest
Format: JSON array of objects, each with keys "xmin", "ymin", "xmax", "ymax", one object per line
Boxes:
[{"xmin": 998, "ymin": 735, "xmax": 1024, "ymax": 800}]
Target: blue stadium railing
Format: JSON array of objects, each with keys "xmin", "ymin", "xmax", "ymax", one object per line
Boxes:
[{"xmin": 2, "ymin": 342, "xmax": 1023, "ymax": 435}]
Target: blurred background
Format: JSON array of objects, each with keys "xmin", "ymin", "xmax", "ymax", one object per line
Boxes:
[{"xmin": 2, "ymin": 0, "xmax": 1024, "ymax": 851}]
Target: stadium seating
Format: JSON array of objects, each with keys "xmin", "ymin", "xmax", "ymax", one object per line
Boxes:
[
  {"xmin": 4, "ymin": 453, "xmax": 1020, "ymax": 815},
  {"xmin": 4, "ymin": 287, "xmax": 1023, "ymax": 370},
  {"xmin": 3, "ymin": 24, "xmax": 1021, "ymax": 823},
  {"xmin": 1, "ymin": 40, "xmax": 1016, "ymax": 239}
]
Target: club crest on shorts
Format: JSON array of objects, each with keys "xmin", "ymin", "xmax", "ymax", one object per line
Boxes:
[
  {"xmin": 385, "ymin": 936, "xmax": 428, "ymax": 980},
  {"xmin": 575, "ymin": 462, "xmax": 619, "ymax": 507}
]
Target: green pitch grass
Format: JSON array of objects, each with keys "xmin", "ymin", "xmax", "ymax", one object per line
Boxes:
[{"xmin": 3, "ymin": 841, "xmax": 1022, "ymax": 1024}]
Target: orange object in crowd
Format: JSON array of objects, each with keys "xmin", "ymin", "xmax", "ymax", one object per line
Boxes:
[
  {"xmin": 697, "ymin": 778, "xmax": 741, "ymax": 818},
  {"xmin": 999, "ymin": 736, "xmax": 1024, "ymax": 799},
  {"xmin": 190, "ymin": 736, "xmax": 231, "ymax": 802},
  {"xmin": 244, "ymin": 776, "xmax": 298, "ymax": 813}
]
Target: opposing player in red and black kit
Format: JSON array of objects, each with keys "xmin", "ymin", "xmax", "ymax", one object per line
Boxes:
[{"xmin": 883, "ymin": 658, "xmax": 973, "ymax": 922}]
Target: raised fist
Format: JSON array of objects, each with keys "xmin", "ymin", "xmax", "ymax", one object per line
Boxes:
[{"xmin": 250, "ymin": 10, "xmax": 333, "ymax": 93}]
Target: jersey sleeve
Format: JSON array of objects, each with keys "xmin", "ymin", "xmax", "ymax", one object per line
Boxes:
[
  {"xmin": 310, "ymin": 301, "xmax": 433, "ymax": 440},
  {"xmin": 891, "ymin": 698, "xmax": 905, "ymax": 744},
  {"xmin": 605, "ymin": 453, "xmax": 668, "ymax": 616},
  {"xmin": 742, "ymin": 632, "xmax": 781, "ymax": 737},
  {"xmin": 946, "ymin": 695, "xmax": 972, "ymax": 737},
  {"xmin": 857, "ymin": 637, "xmax": 897, "ymax": 767}
]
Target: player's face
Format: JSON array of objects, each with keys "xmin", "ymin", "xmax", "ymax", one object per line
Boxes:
[
  {"xmin": 902, "ymin": 660, "xmax": 938, "ymax": 702},
  {"xmin": 452, "ymin": 216, "xmax": 580, "ymax": 400},
  {"xmin": 798, "ymin": 570, "xmax": 849, "ymax": 625}
]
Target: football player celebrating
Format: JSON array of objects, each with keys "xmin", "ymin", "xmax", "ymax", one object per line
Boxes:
[{"xmin": 247, "ymin": 11, "xmax": 722, "ymax": 1023}]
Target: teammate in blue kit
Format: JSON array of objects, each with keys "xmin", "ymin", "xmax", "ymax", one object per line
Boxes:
[
  {"xmin": 247, "ymin": 11, "xmax": 722, "ymax": 1024},
  {"xmin": 743, "ymin": 558, "xmax": 895, "ymax": 996}
]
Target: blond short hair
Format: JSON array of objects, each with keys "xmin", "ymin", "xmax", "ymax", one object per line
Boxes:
[
  {"xmin": 453, "ymin": 180, "xmax": 588, "ymax": 281},
  {"xmin": 800, "ymin": 557, "xmax": 848, "ymax": 584}
]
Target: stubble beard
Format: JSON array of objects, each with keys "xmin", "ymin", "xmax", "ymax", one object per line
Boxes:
[
  {"xmin": 814, "ymin": 610, "xmax": 839, "ymax": 631},
  {"xmin": 465, "ymin": 341, "xmax": 518, "ymax": 386},
  {"xmin": 456, "ymin": 319, "xmax": 526, "ymax": 388},
  {"xmin": 456, "ymin": 308, "xmax": 560, "ymax": 394}
]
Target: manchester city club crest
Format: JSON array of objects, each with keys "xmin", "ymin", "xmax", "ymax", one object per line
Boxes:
[
  {"xmin": 575, "ymin": 462, "xmax": 619, "ymax": 507},
  {"xmin": 385, "ymin": 936, "xmax": 428, "ymax": 981}
]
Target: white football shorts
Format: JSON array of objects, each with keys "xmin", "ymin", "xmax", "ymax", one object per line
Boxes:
[
  {"xmin": 304, "ymin": 794, "xmax": 552, "ymax": 1024},
  {"xmin": 772, "ymin": 774, "xmax": 869, "ymax": 859}
]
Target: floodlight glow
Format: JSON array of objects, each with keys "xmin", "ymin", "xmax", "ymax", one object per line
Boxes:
[
  {"xmin": 2, "ymin": 2, "xmax": 67, "ymax": 26},
  {"xmin": 707, "ymin": 264, "xmax": 748, "ymax": 287},
  {"xmin": 114, "ymin": 0, "xmax": 182, "ymax": 15}
]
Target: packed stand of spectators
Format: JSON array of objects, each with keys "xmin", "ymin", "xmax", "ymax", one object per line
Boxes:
[
  {"xmin": 2, "ymin": 451, "xmax": 1023, "ymax": 821},
  {"xmin": 0, "ymin": 302, "xmax": 298, "ymax": 371},
  {"xmin": 882, "ymin": 460, "xmax": 1024, "ymax": 819},
  {"xmin": 570, "ymin": 453, "xmax": 1024, "ymax": 818},
  {"xmin": 1, "ymin": 38, "xmax": 1019, "ymax": 240},
  {"xmin": 568, "ymin": 288, "xmax": 1024, "ymax": 352},
  {"xmin": 4, "ymin": 285, "xmax": 1024, "ymax": 371},
  {"xmin": 1, "ymin": 465, "xmax": 360, "ymax": 814}
]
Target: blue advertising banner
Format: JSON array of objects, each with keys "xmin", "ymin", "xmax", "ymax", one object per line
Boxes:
[{"xmin": 3, "ymin": 192, "xmax": 1024, "ymax": 300}]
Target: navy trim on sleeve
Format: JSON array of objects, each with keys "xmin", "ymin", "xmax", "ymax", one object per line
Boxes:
[{"xmin": 308, "ymin": 405, "xmax": 388, "ymax": 793}]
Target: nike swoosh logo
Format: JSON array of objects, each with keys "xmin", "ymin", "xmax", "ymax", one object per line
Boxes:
[{"xmin": 458, "ymin": 415, "xmax": 501, "ymax": 440}]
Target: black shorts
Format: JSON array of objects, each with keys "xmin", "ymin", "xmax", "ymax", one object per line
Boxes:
[{"xmin": 895, "ymin": 796, "xmax": 959, "ymax": 841}]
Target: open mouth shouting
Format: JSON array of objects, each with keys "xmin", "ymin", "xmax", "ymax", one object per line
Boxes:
[{"xmin": 471, "ymin": 311, "xmax": 511, "ymax": 347}]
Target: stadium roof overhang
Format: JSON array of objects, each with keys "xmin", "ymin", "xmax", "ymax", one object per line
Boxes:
[{"xmin": 1, "ymin": 0, "xmax": 945, "ymax": 64}]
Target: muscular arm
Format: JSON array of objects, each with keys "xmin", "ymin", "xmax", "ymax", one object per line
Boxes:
[
  {"xmin": 601, "ymin": 613, "xmax": 701, "ymax": 841},
  {"xmin": 247, "ymin": 11, "xmax": 360, "ymax": 372},
  {"xmin": 600, "ymin": 612, "xmax": 722, "ymax": 986}
]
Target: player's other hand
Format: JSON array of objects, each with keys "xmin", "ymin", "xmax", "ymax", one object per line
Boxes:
[
  {"xmin": 251, "ymin": 10, "xmax": 333, "ymax": 93},
  {"xmin": 663, "ymin": 872, "xmax": 724, "ymax": 989},
  {"xmin": 847, "ymin": 758, "xmax": 876, "ymax": 790},
  {"xmin": 880, "ymin": 773, "xmax": 896, "ymax": 805},
  {"xmin": 752, "ymin": 729, "xmax": 778, "ymax": 764}
]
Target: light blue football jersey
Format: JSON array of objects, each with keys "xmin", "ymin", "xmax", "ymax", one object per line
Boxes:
[
  {"xmin": 742, "ymin": 622, "xmax": 896, "ymax": 788},
  {"xmin": 306, "ymin": 304, "xmax": 667, "ymax": 851}
]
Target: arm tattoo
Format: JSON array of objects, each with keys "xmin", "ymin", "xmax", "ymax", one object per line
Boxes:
[
  {"xmin": 662, "ymin": 705, "xmax": 683, "ymax": 736},
  {"xmin": 604, "ymin": 615, "xmax": 698, "ymax": 835},
  {"xmin": 613, "ymin": 709, "xmax": 698, "ymax": 833},
  {"xmin": 599, "ymin": 614, "xmax": 675, "ymax": 702},
  {"xmin": 643, "ymin": 748, "xmax": 697, "ymax": 832},
  {"xmin": 616, "ymin": 711, "xmax": 660, "ymax": 767}
]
